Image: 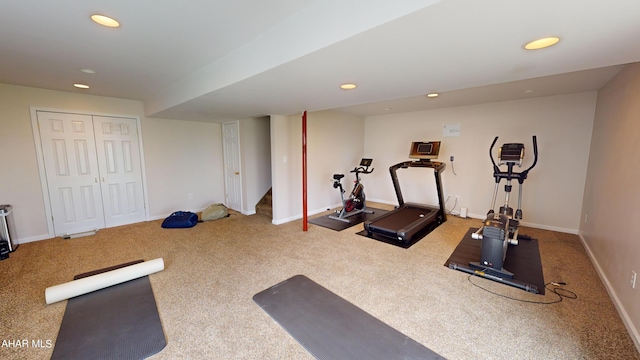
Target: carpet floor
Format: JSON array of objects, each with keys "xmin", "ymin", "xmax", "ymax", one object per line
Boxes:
[{"xmin": 1, "ymin": 204, "xmax": 638, "ymax": 359}]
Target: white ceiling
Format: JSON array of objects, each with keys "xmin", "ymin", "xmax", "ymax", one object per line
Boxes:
[{"xmin": 1, "ymin": 0, "xmax": 639, "ymax": 122}]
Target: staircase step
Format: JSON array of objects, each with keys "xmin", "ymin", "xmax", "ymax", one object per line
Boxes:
[
  {"xmin": 256, "ymin": 203, "xmax": 272, "ymax": 217},
  {"xmin": 256, "ymin": 187, "xmax": 273, "ymax": 218}
]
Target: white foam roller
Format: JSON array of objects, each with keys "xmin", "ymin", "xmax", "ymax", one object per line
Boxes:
[{"xmin": 45, "ymin": 258, "xmax": 164, "ymax": 305}]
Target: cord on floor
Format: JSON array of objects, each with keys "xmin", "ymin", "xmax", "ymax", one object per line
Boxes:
[{"xmin": 467, "ymin": 275, "xmax": 577, "ymax": 304}]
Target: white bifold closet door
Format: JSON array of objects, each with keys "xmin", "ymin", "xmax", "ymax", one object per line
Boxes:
[{"xmin": 37, "ymin": 111, "xmax": 145, "ymax": 237}]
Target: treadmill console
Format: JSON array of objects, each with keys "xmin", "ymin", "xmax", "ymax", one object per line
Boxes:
[{"xmin": 409, "ymin": 141, "xmax": 440, "ymax": 160}]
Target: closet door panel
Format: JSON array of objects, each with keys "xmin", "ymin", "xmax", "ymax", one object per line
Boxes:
[
  {"xmin": 93, "ymin": 116, "xmax": 146, "ymax": 227},
  {"xmin": 37, "ymin": 111, "xmax": 105, "ymax": 236}
]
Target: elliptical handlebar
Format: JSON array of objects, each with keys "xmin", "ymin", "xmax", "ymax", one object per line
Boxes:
[
  {"xmin": 489, "ymin": 135, "xmax": 538, "ymax": 172},
  {"xmin": 489, "ymin": 136, "xmax": 500, "ymax": 171},
  {"xmin": 524, "ymin": 136, "xmax": 538, "ymax": 173}
]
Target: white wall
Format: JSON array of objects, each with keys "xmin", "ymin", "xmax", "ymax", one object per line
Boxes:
[
  {"xmin": 270, "ymin": 115, "xmax": 292, "ymax": 223},
  {"xmin": 307, "ymin": 110, "xmax": 365, "ymax": 212},
  {"xmin": 0, "ymin": 83, "xmax": 225, "ymax": 242},
  {"xmin": 363, "ymin": 92, "xmax": 597, "ymax": 233},
  {"xmin": 270, "ymin": 111, "xmax": 365, "ymax": 224},
  {"xmin": 0, "ymin": 84, "xmax": 145, "ymax": 242},
  {"xmin": 240, "ymin": 116, "xmax": 272, "ymax": 214},
  {"xmin": 580, "ymin": 63, "xmax": 640, "ymax": 349},
  {"xmin": 142, "ymin": 117, "xmax": 225, "ymax": 219}
]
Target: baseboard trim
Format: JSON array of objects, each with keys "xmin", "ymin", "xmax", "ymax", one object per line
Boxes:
[
  {"xmin": 578, "ymin": 233, "xmax": 640, "ymax": 353},
  {"xmin": 272, "ymin": 207, "xmax": 329, "ymax": 225},
  {"xmin": 367, "ymin": 199, "xmax": 580, "ymax": 235},
  {"xmin": 12, "ymin": 234, "xmax": 51, "ymax": 244}
]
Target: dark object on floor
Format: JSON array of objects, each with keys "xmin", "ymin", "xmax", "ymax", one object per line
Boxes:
[
  {"xmin": 364, "ymin": 142, "xmax": 447, "ymax": 247},
  {"xmin": 51, "ymin": 260, "xmax": 167, "ymax": 360},
  {"xmin": 253, "ymin": 274, "xmax": 446, "ymax": 360},
  {"xmin": 0, "ymin": 239, "xmax": 9, "ymax": 260},
  {"xmin": 161, "ymin": 211, "xmax": 199, "ymax": 228},
  {"xmin": 309, "ymin": 208, "xmax": 388, "ymax": 231},
  {"xmin": 445, "ymin": 228, "xmax": 545, "ymax": 294},
  {"xmin": 358, "ymin": 204, "xmax": 441, "ymax": 248},
  {"xmin": 471, "ymin": 136, "xmax": 539, "ymax": 280}
]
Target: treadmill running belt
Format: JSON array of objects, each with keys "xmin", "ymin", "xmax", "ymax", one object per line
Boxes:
[
  {"xmin": 361, "ymin": 203, "xmax": 443, "ymax": 248},
  {"xmin": 253, "ymin": 275, "xmax": 446, "ymax": 360},
  {"xmin": 368, "ymin": 206, "xmax": 436, "ymax": 230}
]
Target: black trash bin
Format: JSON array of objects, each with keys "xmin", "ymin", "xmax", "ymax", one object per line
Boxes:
[{"xmin": 0, "ymin": 238, "xmax": 8, "ymax": 260}]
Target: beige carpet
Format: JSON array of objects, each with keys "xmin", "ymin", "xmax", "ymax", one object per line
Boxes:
[{"xmin": 1, "ymin": 205, "xmax": 638, "ymax": 360}]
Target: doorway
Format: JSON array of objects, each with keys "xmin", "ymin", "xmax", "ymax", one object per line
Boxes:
[{"xmin": 222, "ymin": 121, "xmax": 242, "ymax": 212}]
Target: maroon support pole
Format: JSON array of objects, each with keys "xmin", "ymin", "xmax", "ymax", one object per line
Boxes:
[{"xmin": 302, "ymin": 111, "xmax": 308, "ymax": 231}]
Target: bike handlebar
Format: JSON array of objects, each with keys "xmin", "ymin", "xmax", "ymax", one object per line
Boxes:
[{"xmin": 351, "ymin": 166, "xmax": 374, "ymax": 174}]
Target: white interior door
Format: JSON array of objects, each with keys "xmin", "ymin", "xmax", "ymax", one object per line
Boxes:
[
  {"xmin": 37, "ymin": 111, "xmax": 106, "ymax": 236},
  {"xmin": 93, "ymin": 116, "xmax": 146, "ymax": 227},
  {"xmin": 36, "ymin": 111, "xmax": 146, "ymax": 236},
  {"xmin": 223, "ymin": 121, "xmax": 242, "ymax": 212}
]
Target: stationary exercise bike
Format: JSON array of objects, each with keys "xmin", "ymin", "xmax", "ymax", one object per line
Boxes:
[
  {"xmin": 329, "ymin": 158, "xmax": 374, "ymax": 223},
  {"xmin": 470, "ymin": 136, "xmax": 538, "ymax": 279}
]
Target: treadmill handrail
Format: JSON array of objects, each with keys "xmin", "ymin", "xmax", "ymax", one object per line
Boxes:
[{"xmin": 389, "ymin": 160, "xmax": 446, "ymax": 209}]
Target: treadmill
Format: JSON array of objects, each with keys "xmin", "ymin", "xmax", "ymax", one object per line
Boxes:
[{"xmin": 364, "ymin": 141, "xmax": 447, "ymax": 248}]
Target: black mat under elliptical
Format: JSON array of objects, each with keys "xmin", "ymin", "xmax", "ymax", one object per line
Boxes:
[
  {"xmin": 308, "ymin": 208, "xmax": 388, "ymax": 231},
  {"xmin": 253, "ymin": 275, "xmax": 445, "ymax": 360},
  {"xmin": 444, "ymin": 228, "xmax": 545, "ymax": 294},
  {"xmin": 51, "ymin": 260, "xmax": 167, "ymax": 360}
]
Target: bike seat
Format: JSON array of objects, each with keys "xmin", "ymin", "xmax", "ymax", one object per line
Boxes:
[{"xmin": 333, "ymin": 174, "xmax": 345, "ymax": 180}]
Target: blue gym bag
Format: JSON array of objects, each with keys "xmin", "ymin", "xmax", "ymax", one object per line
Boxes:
[{"xmin": 161, "ymin": 211, "xmax": 199, "ymax": 228}]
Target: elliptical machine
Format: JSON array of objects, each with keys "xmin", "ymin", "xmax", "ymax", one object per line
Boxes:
[
  {"xmin": 470, "ymin": 136, "xmax": 538, "ymax": 279},
  {"xmin": 329, "ymin": 158, "xmax": 374, "ymax": 223}
]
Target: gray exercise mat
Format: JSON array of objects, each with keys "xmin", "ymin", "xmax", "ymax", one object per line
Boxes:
[
  {"xmin": 51, "ymin": 261, "xmax": 166, "ymax": 360},
  {"xmin": 253, "ymin": 275, "xmax": 445, "ymax": 360}
]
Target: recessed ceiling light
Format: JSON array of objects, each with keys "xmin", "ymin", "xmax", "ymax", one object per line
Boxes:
[
  {"xmin": 80, "ymin": 68, "xmax": 96, "ymax": 74},
  {"xmin": 74, "ymin": 83, "xmax": 90, "ymax": 89},
  {"xmin": 340, "ymin": 83, "xmax": 357, "ymax": 90},
  {"xmin": 523, "ymin": 37, "xmax": 560, "ymax": 50},
  {"xmin": 91, "ymin": 14, "xmax": 120, "ymax": 28},
  {"xmin": 426, "ymin": 93, "xmax": 439, "ymax": 98}
]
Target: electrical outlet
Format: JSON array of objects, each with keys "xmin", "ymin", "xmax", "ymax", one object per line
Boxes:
[
  {"xmin": 450, "ymin": 155, "xmax": 454, "ymax": 161},
  {"xmin": 188, "ymin": 193, "xmax": 194, "ymax": 200},
  {"xmin": 584, "ymin": 214, "xmax": 588, "ymax": 224},
  {"xmin": 632, "ymin": 271, "xmax": 637, "ymax": 289}
]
